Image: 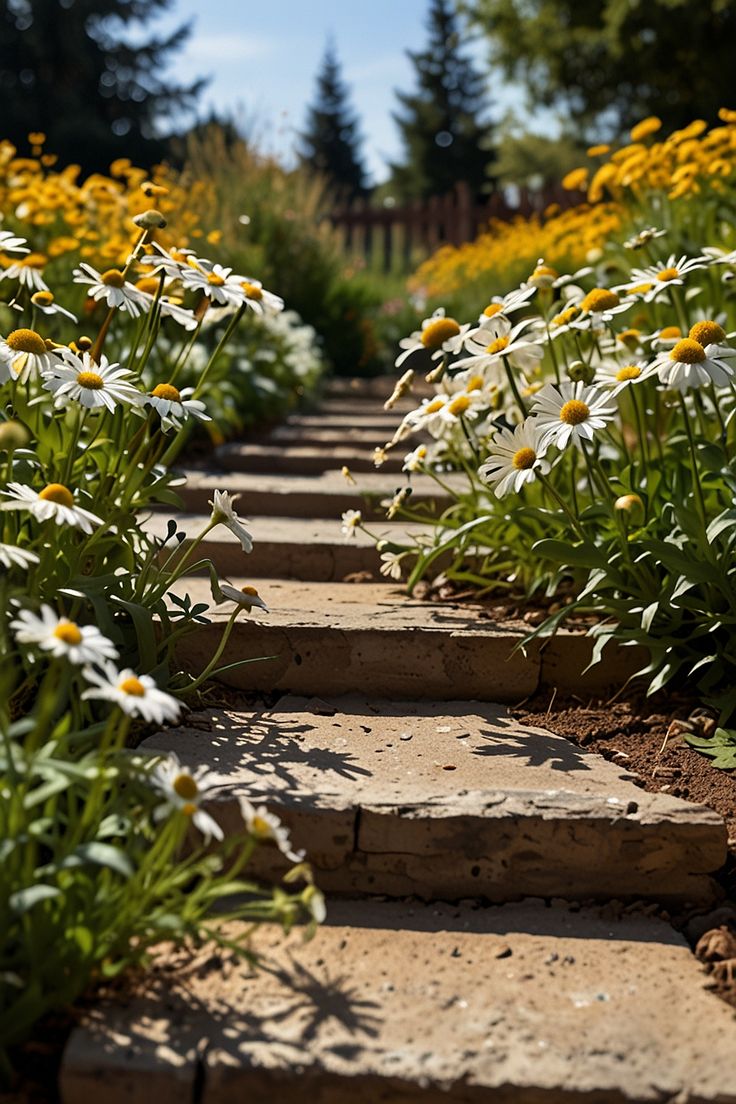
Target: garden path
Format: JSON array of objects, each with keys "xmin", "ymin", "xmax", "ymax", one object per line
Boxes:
[{"xmin": 61, "ymin": 379, "xmax": 736, "ymax": 1103}]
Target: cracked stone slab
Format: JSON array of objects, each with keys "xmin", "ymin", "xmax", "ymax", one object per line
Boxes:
[
  {"xmin": 173, "ymin": 469, "xmax": 456, "ymax": 519},
  {"xmin": 142, "ymin": 696, "xmax": 726, "ymax": 904},
  {"xmin": 144, "ymin": 515, "xmax": 422, "ymax": 581},
  {"xmin": 60, "ymin": 900, "xmax": 736, "ymax": 1104},
  {"xmin": 172, "ymin": 577, "xmax": 646, "ymax": 699},
  {"xmin": 216, "ymin": 442, "xmax": 405, "ymax": 474}
]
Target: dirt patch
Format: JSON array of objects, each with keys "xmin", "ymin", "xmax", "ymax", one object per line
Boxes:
[{"xmin": 512, "ymin": 690, "xmax": 736, "ymax": 1009}]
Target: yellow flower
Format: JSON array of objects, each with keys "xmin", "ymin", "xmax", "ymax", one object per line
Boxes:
[
  {"xmin": 629, "ymin": 116, "xmax": 662, "ymax": 142},
  {"xmin": 562, "ymin": 167, "xmax": 588, "ymax": 191}
]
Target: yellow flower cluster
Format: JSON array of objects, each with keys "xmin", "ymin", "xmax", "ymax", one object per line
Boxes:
[
  {"xmin": 0, "ymin": 135, "xmax": 214, "ymax": 271},
  {"xmin": 413, "ymin": 111, "xmax": 736, "ymax": 301},
  {"xmin": 413, "ymin": 204, "xmax": 621, "ymax": 298}
]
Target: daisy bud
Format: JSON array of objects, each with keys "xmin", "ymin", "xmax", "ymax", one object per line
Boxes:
[
  {"xmin": 567, "ymin": 360, "xmax": 595, "ymax": 384},
  {"xmin": 0, "ymin": 420, "xmax": 30, "ymax": 451},
  {"xmin": 615, "ymin": 494, "xmax": 644, "ymax": 524},
  {"xmin": 425, "ymin": 361, "xmax": 446, "ymax": 384},
  {"xmin": 133, "ymin": 209, "xmax": 168, "ymax": 230}
]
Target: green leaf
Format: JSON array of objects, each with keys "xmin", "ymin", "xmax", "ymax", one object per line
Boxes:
[
  {"xmin": 71, "ymin": 842, "xmax": 134, "ymax": 879},
  {"xmin": 10, "ymin": 884, "xmax": 62, "ymax": 914},
  {"xmin": 685, "ymin": 728, "xmax": 736, "ymax": 770},
  {"xmin": 532, "ymin": 538, "xmax": 605, "ymax": 569}
]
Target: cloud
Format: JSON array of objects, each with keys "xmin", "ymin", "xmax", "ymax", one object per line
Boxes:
[{"xmin": 184, "ymin": 33, "xmax": 276, "ymax": 64}]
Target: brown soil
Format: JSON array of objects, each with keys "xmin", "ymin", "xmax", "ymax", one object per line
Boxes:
[{"xmin": 512, "ymin": 690, "xmax": 736, "ymax": 1008}]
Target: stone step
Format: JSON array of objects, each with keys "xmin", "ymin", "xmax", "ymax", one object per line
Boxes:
[
  {"xmin": 145, "ymin": 514, "xmax": 420, "ymax": 581},
  {"xmin": 324, "ymin": 374, "xmax": 433, "ymax": 399},
  {"xmin": 143, "ymin": 695, "xmax": 726, "ymax": 905},
  {"xmin": 285, "ymin": 412, "xmax": 403, "ymax": 431},
  {"xmin": 216, "ymin": 442, "xmax": 404, "ymax": 475},
  {"xmin": 172, "ymin": 470, "xmax": 453, "ymax": 519},
  {"xmin": 313, "ymin": 397, "xmax": 416, "ymax": 417},
  {"xmin": 259, "ymin": 425, "xmax": 403, "ymax": 450},
  {"xmin": 172, "ymin": 577, "xmax": 646, "ymax": 699},
  {"xmin": 60, "ymin": 899, "xmax": 736, "ymax": 1104}
]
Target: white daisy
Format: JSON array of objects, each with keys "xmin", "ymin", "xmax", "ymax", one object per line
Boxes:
[
  {"xmin": 217, "ymin": 582, "xmax": 269, "ymax": 612},
  {"xmin": 341, "ymin": 509, "xmax": 362, "ymax": 540},
  {"xmin": 596, "ymin": 359, "xmax": 657, "ymax": 395},
  {"xmin": 623, "ymin": 227, "xmax": 667, "ymax": 251},
  {"xmin": 82, "ymin": 662, "xmax": 182, "ymax": 724},
  {"xmin": 0, "ymin": 254, "xmax": 49, "ymax": 292},
  {"xmin": 238, "ymin": 795, "xmax": 305, "ymax": 863},
  {"xmin": 567, "ymin": 287, "xmax": 633, "ymax": 328},
  {"xmin": 403, "ymin": 443, "xmax": 428, "ymax": 472},
  {"xmin": 379, "ymin": 548, "xmax": 404, "ymax": 580},
  {"xmin": 439, "ymin": 388, "xmax": 487, "ymax": 425},
  {"xmin": 0, "ymin": 543, "xmax": 39, "ymax": 570},
  {"xmin": 403, "ymin": 395, "xmax": 448, "ymax": 436},
  {"xmin": 209, "ymin": 490, "xmax": 253, "ymax": 553},
  {"xmin": 627, "ymin": 253, "xmax": 708, "ymax": 296},
  {"xmin": 11, "ymin": 605, "xmax": 118, "ymax": 665},
  {"xmin": 646, "ymin": 326, "xmax": 685, "ymax": 350},
  {"xmin": 145, "ymin": 383, "xmax": 210, "ymax": 431},
  {"xmin": 395, "ymin": 308, "xmax": 470, "ymax": 368},
  {"xmin": 532, "ymin": 381, "xmax": 617, "ymax": 450},
  {"xmin": 151, "ymin": 755, "xmax": 224, "ymax": 842},
  {"xmin": 455, "ymin": 317, "xmax": 544, "ymax": 376},
  {"xmin": 0, "ymin": 230, "xmax": 30, "ymax": 255},
  {"xmin": 237, "ymin": 278, "xmax": 284, "ymax": 315},
  {"xmin": 476, "ymin": 285, "xmax": 537, "ymax": 324},
  {"xmin": 523, "ymin": 259, "xmax": 593, "ymax": 291},
  {"xmin": 479, "ymin": 420, "xmax": 551, "ymax": 498},
  {"xmin": 0, "ymin": 482, "xmax": 102, "ymax": 533},
  {"xmin": 44, "ymin": 350, "xmax": 142, "ymax": 412},
  {"xmin": 73, "ymin": 262, "xmax": 150, "ymax": 317},
  {"xmin": 180, "ymin": 261, "xmax": 247, "ymax": 309},
  {"xmin": 654, "ymin": 338, "xmax": 736, "ymax": 393},
  {"xmin": 30, "ymin": 290, "xmax": 77, "ymax": 323},
  {"xmin": 139, "ymin": 242, "xmax": 197, "ymax": 279},
  {"xmin": 0, "ymin": 328, "xmax": 57, "ymax": 383}
]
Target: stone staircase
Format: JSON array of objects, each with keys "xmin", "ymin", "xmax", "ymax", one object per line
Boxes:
[{"xmin": 61, "ymin": 378, "xmax": 736, "ymax": 1103}]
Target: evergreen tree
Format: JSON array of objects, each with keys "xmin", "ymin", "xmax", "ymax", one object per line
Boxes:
[
  {"xmin": 390, "ymin": 0, "xmax": 495, "ymax": 202},
  {"xmin": 0, "ymin": 0, "xmax": 206, "ymax": 173},
  {"xmin": 300, "ymin": 40, "xmax": 369, "ymax": 202}
]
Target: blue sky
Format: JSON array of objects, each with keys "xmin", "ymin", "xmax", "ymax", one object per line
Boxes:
[{"xmin": 152, "ymin": 0, "xmax": 523, "ymax": 183}]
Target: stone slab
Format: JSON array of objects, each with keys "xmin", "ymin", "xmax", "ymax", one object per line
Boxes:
[
  {"xmin": 172, "ymin": 469, "xmax": 453, "ymax": 519},
  {"xmin": 144, "ymin": 514, "xmax": 421, "ymax": 581},
  {"xmin": 60, "ymin": 900, "xmax": 736, "ymax": 1104},
  {"xmin": 216, "ymin": 442, "xmax": 405, "ymax": 475},
  {"xmin": 285, "ymin": 412, "xmax": 408, "ymax": 431},
  {"xmin": 262, "ymin": 425, "xmax": 403, "ymax": 449},
  {"xmin": 172, "ymin": 577, "xmax": 647, "ymax": 699},
  {"xmin": 143, "ymin": 696, "xmax": 726, "ymax": 904}
]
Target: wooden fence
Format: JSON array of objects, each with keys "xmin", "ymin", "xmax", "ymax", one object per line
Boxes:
[{"xmin": 330, "ymin": 180, "xmax": 577, "ymax": 273}]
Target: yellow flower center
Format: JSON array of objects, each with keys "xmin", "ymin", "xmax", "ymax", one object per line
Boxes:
[
  {"xmin": 559, "ymin": 399, "xmax": 590, "ymax": 425},
  {"xmin": 670, "ymin": 338, "xmax": 706, "ymax": 364},
  {"xmin": 513, "ymin": 446, "xmax": 537, "ymax": 470},
  {"xmin": 6, "ymin": 328, "xmax": 46, "ymax": 355},
  {"xmin": 101, "ymin": 269, "xmax": 125, "ymax": 288},
  {"xmin": 53, "ymin": 621, "xmax": 82, "ymax": 646},
  {"xmin": 656, "ymin": 267, "xmax": 680, "ymax": 282},
  {"xmin": 31, "ymin": 290, "xmax": 54, "ymax": 306},
  {"xmin": 77, "ymin": 371, "xmax": 104, "ymax": 389},
  {"xmin": 22, "ymin": 253, "xmax": 47, "ymax": 269},
  {"xmin": 617, "ymin": 328, "xmax": 641, "ymax": 346},
  {"xmin": 551, "ymin": 306, "xmax": 581, "ymax": 327},
  {"xmin": 173, "ymin": 773, "xmax": 198, "ymax": 801},
  {"xmin": 485, "ymin": 336, "xmax": 509, "ymax": 355},
  {"xmin": 659, "ymin": 326, "xmax": 682, "ymax": 341},
  {"xmin": 447, "ymin": 394, "xmax": 471, "ymax": 416},
  {"xmin": 615, "ymin": 365, "xmax": 641, "ymax": 382},
  {"xmin": 241, "ymin": 282, "xmax": 263, "ymax": 300},
  {"xmin": 424, "ymin": 398, "xmax": 445, "ymax": 414},
  {"xmin": 482, "ymin": 303, "xmax": 503, "ymax": 318},
  {"xmin": 689, "ymin": 320, "xmax": 726, "ymax": 348},
  {"xmin": 207, "ymin": 273, "xmax": 225, "ymax": 286},
  {"xmin": 241, "ymin": 585, "xmax": 259, "ymax": 597},
  {"xmin": 420, "ymin": 317, "xmax": 461, "ymax": 349},
  {"xmin": 626, "ymin": 282, "xmax": 653, "ymax": 295},
  {"xmin": 118, "ymin": 676, "xmax": 146, "ymax": 697},
  {"xmin": 581, "ymin": 289, "xmax": 619, "ymax": 313},
  {"xmin": 531, "ymin": 264, "xmax": 558, "ymax": 282},
  {"xmin": 466, "ymin": 374, "xmax": 484, "ymax": 392},
  {"xmin": 39, "ymin": 483, "xmax": 74, "ymax": 507},
  {"xmin": 251, "ymin": 815, "xmax": 272, "ymax": 838},
  {"xmin": 135, "ymin": 276, "xmax": 160, "ymax": 295},
  {"xmin": 151, "ymin": 383, "xmax": 181, "ymax": 402}
]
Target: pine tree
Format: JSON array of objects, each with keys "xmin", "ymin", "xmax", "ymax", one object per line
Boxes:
[
  {"xmin": 0, "ymin": 0, "xmax": 206, "ymax": 173},
  {"xmin": 300, "ymin": 40, "xmax": 369, "ymax": 202},
  {"xmin": 390, "ymin": 0, "xmax": 495, "ymax": 202}
]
